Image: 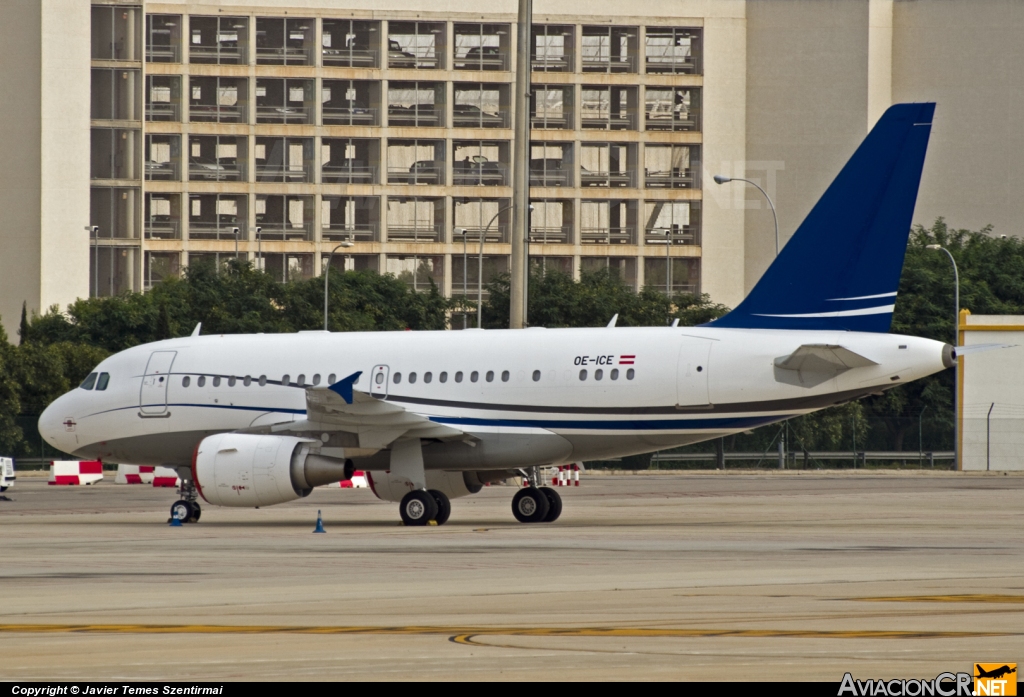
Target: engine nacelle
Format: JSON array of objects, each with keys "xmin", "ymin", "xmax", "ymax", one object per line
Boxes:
[
  {"xmin": 193, "ymin": 433, "xmax": 349, "ymax": 507},
  {"xmin": 366, "ymin": 470, "xmax": 487, "ymax": 503}
]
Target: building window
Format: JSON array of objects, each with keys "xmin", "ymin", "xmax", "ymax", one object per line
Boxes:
[
  {"xmin": 580, "ymin": 142, "xmax": 638, "ymax": 188},
  {"xmin": 580, "ymin": 200, "xmax": 638, "ymax": 245},
  {"xmin": 453, "ymin": 141, "xmax": 510, "ymax": 186},
  {"xmin": 144, "ymin": 252, "xmax": 180, "ymax": 290},
  {"xmin": 581, "ymin": 25, "xmax": 638, "ymax": 73},
  {"xmin": 529, "ymin": 143, "xmax": 573, "ymax": 187},
  {"xmin": 91, "ymin": 68, "xmax": 142, "ymax": 121},
  {"xmin": 530, "ymin": 256, "xmax": 573, "ymax": 276},
  {"xmin": 255, "ymin": 195, "xmax": 315, "ymax": 241},
  {"xmin": 189, "ymin": 76, "xmax": 247, "ymax": 124},
  {"xmin": 322, "ymin": 197, "xmax": 380, "ymax": 243},
  {"xmin": 189, "ymin": 16, "xmax": 248, "ymax": 65},
  {"xmin": 256, "ymin": 17, "xmax": 314, "ymax": 65},
  {"xmin": 90, "ymin": 246, "xmax": 138, "ymax": 297},
  {"xmin": 92, "ymin": 5, "xmax": 142, "ymax": 61},
  {"xmin": 146, "ymin": 75, "xmax": 181, "ymax": 122},
  {"xmin": 91, "ymin": 128, "xmax": 141, "ymax": 180},
  {"xmin": 530, "ymin": 85, "xmax": 573, "ymax": 130},
  {"xmin": 453, "ymin": 23, "xmax": 510, "ymax": 71},
  {"xmin": 645, "ymin": 27, "xmax": 702, "ymax": 75},
  {"xmin": 388, "ymin": 82, "xmax": 445, "ymax": 127},
  {"xmin": 255, "ymin": 137, "xmax": 314, "ymax": 183},
  {"xmin": 188, "ymin": 194, "xmax": 246, "ymax": 241},
  {"xmin": 322, "ymin": 139, "xmax": 379, "ymax": 184},
  {"xmin": 580, "ymin": 256, "xmax": 637, "ymax": 289},
  {"xmin": 322, "ymin": 19, "xmax": 380, "ymax": 68},
  {"xmin": 388, "ymin": 21, "xmax": 445, "ymax": 69},
  {"xmin": 644, "ymin": 145, "xmax": 700, "ymax": 189},
  {"xmin": 260, "ymin": 254, "xmax": 314, "ymax": 283},
  {"xmin": 385, "ymin": 255, "xmax": 444, "ymax": 292},
  {"xmin": 452, "ymin": 255, "xmax": 508, "ymax": 301},
  {"xmin": 256, "ymin": 78, "xmax": 314, "ymax": 124},
  {"xmin": 531, "ymin": 25, "xmax": 574, "ymax": 72},
  {"xmin": 145, "ymin": 194, "xmax": 181, "ymax": 240},
  {"xmin": 644, "ymin": 257, "xmax": 700, "ymax": 296},
  {"xmin": 644, "ymin": 202, "xmax": 700, "ymax": 246},
  {"xmin": 581, "ymin": 86, "xmax": 638, "ymax": 130},
  {"xmin": 387, "ymin": 140, "xmax": 445, "ymax": 186},
  {"xmin": 322, "ymin": 80, "xmax": 380, "ymax": 126},
  {"xmin": 453, "ymin": 198, "xmax": 510, "ymax": 244},
  {"xmin": 145, "ymin": 134, "xmax": 180, "ymax": 182},
  {"xmin": 324, "ymin": 254, "xmax": 380, "ymax": 274},
  {"xmin": 188, "ymin": 135, "xmax": 246, "ymax": 182},
  {"xmin": 645, "ymin": 87, "xmax": 700, "ymax": 132},
  {"xmin": 529, "ymin": 199, "xmax": 574, "ymax": 244},
  {"xmin": 146, "ymin": 14, "xmax": 181, "ymax": 63},
  {"xmin": 91, "ymin": 188, "xmax": 139, "ymax": 239},
  {"xmin": 453, "ymin": 83, "xmax": 509, "ymax": 128},
  {"xmin": 387, "ymin": 197, "xmax": 444, "ymax": 243}
]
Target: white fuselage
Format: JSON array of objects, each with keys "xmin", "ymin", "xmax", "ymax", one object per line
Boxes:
[{"xmin": 39, "ymin": 326, "xmax": 950, "ymax": 471}]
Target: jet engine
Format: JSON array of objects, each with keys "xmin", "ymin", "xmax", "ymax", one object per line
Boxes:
[
  {"xmin": 193, "ymin": 433, "xmax": 350, "ymax": 507},
  {"xmin": 366, "ymin": 469, "xmax": 514, "ymax": 503}
]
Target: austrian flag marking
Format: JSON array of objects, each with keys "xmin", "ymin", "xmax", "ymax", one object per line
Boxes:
[{"xmin": 619, "ymin": 355, "xmax": 635, "ymax": 365}]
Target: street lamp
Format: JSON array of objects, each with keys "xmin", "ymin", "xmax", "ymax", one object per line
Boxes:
[
  {"xmin": 456, "ymin": 227, "xmax": 469, "ymax": 329},
  {"xmin": 85, "ymin": 226, "xmax": 99, "ymax": 297},
  {"xmin": 323, "ymin": 241, "xmax": 355, "ymax": 331},
  {"xmin": 232, "ymin": 227, "xmax": 240, "ymax": 260},
  {"xmin": 713, "ymin": 174, "xmax": 779, "ymax": 257},
  {"xmin": 460, "ymin": 204, "xmax": 531, "ymax": 329},
  {"xmin": 926, "ymin": 243, "xmax": 960, "ymax": 468},
  {"xmin": 254, "ymin": 226, "xmax": 262, "ymax": 268}
]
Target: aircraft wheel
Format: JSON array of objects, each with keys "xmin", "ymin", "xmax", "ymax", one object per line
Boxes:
[
  {"xmin": 511, "ymin": 487, "xmax": 550, "ymax": 523},
  {"xmin": 170, "ymin": 499, "xmax": 193, "ymax": 523},
  {"xmin": 539, "ymin": 487, "xmax": 562, "ymax": 523},
  {"xmin": 428, "ymin": 490, "xmax": 451, "ymax": 525},
  {"xmin": 188, "ymin": 501, "xmax": 202, "ymax": 523},
  {"xmin": 400, "ymin": 490, "xmax": 438, "ymax": 527}
]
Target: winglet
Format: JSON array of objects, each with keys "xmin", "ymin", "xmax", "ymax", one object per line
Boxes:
[
  {"xmin": 191, "ymin": 322, "xmax": 202, "ymax": 337},
  {"xmin": 328, "ymin": 371, "xmax": 363, "ymax": 404}
]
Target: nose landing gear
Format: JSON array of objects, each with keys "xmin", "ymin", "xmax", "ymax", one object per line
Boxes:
[{"xmin": 169, "ymin": 477, "xmax": 201, "ymax": 524}]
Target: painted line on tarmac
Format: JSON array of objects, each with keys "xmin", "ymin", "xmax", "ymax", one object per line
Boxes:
[
  {"xmin": 0, "ymin": 624, "xmax": 1014, "ymax": 640},
  {"xmin": 855, "ymin": 594, "xmax": 1024, "ymax": 604}
]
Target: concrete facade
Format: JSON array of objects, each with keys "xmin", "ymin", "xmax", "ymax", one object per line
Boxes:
[{"xmin": 3, "ymin": 0, "xmax": 1024, "ymax": 338}]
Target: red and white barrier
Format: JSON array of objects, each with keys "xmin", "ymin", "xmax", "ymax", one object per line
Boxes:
[
  {"xmin": 48, "ymin": 460, "xmax": 103, "ymax": 486},
  {"xmin": 550, "ymin": 463, "xmax": 583, "ymax": 487},
  {"xmin": 115, "ymin": 464, "xmax": 180, "ymax": 487},
  {"xmin": 325, "ymin": 471, "xmax": 368, "ymax": 489}
]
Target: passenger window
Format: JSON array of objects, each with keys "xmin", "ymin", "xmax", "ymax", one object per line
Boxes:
[
  {"xmin": 486, "ymin": 371, "xmax": 494, "ymax": 382},
  {"xmin": 198, "ymin": 376, "xmax": 206, "ymax": 387},
  {"xmin": 96, "ymin": 373, "xmax": 110, "ymax": 390},
  {"xmin": 424, "ymin": 372, "xmax": 432, "ymax": 383},
  {"xmin": 409, "ymin": 372, "xmax": 418, "ymax": 384},
  {"xmin": 213, "ymin": 376, "xmax": 221, "ymax": 387},
  {"xmin": 328, "ymin": 373, "xmax": 336, "ymax": 384},
  {"xmin": 579, "ymin": 369, "xmax": 587, "ymax": 381},
  {"xmin": 455, "ymin": 371, "xmax": 464, "ymax": 383},
  {"xmin": 532, "ymin": 370, "xmax": 541, "ymax": 382},
  {"xmin": 627, "ymin": 368, "xmax": 635, "ymax": 380},
  {"xmin": 297, "ymin": 374, "xmax": 306, "ymax": 387},
  {"xmin": 440, "ymin": 372, "xmax": 448, "ymax": 383},
  {"xmin": 501, "ymin": 370, "xmax": 509, "ymax": 382},
  {"xmin": 313, "ymin": 374, "xmax": 321, "ymax": 386},
  {"xmin": 243, "ymin": 375, "xmax": 252, "ymax": 386},
  {"xmin": 470, "ymin": 371, "xmax": 479, "ymax": 383},
  {"xmin": 80, "ymin": 373, "xmax": 98, "ymax": 390},
  {"xmin": 610, "ymin": 368, "xmax": 619, "ymax": 380},
  {"xmin": 282, "ymin": 374, "xmax": 290, "ymax": 386},
  {"xmin": 394, "ymin": 372, "xmax": 402, "ymax": 384},
  {"xmin": 182, "ymin": 376, "xmax": 191, "ymax": 388},
  {"xmin": 259, "ymin": 375, "xmax": 267, "ymax": 386},
  {"xmin": 228, "ymin": 376, "xmax": 237, "ymax": 387},
  {"xmin": 595, "ymin": 369, "xmax": 603, "ymax": 381}
]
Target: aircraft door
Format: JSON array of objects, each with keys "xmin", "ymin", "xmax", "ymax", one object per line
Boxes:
[
  {"xmin": 140, "ymin": 351, "xmax": 177, "ymax": 415},
  {"xmin": 370, "ymin": 364, "xmax": 389, "ymax": 398},
  {"xmin": 676, "ymin": 339, "xmax": 712, "ymax": 407}
]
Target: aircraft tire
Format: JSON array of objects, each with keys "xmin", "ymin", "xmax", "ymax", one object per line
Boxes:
[
  {"xmin": 512, "ymin": 487, "xmax": 550, "ymax": 523},
  {"xmin": 400, "ymin": 490, "xmax": 438, "ymax": 526},
  {"xmin": 428, "ymin": 490, "xmax": 451, "ymax": 525},
  {"xmin": 539, "ymin": 487, "xmax": 562, "ymax": 522},
  {"xmin": 170, "ymin": 499, "xmax": 193, "ymax": 523}
]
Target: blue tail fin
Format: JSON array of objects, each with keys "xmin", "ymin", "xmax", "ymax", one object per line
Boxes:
[{"xmin": 707, "ymin": 102, "xmax": 935, "ymax": 333}]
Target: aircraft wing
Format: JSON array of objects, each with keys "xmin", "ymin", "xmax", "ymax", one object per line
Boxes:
[
  {"xmin": 289, "ymin": 372, "xmax": 468, "ymax": 449},
  {"xmin": 774, "ymin": 344, "xmax": 878, "ymax": 388}
]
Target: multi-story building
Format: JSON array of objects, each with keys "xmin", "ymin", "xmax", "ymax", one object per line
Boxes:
[{"xmin": 5, "ymin": 1, "xmax": 1024, "ymax": 338}]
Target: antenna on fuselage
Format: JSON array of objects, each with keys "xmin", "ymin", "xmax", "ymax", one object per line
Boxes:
[
  {"xmin": 191, "ymin": 322, "xmax": 202, "ymax": 337},
  {"xmin": 671, "ymin": 318, "xmax": 679, "ymax": 327},
  {"xmin": 606, "ymin": 314, "xmax": 618, "ymax": 328}
]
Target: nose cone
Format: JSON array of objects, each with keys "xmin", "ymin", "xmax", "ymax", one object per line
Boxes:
[{"xmin": 39, "ymin": 393, "xmax": 78, "ymax": 455}]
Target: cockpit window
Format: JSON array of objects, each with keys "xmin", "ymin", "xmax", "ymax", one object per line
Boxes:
[
  {"xmin": 96, "ymin": 373, "xmax": 110, "ymax": 391},
  {"xmin": 80, "ymin": 373, "xmax": 98, "ymax": 390}
]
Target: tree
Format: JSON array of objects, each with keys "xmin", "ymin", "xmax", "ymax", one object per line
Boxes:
[{"xmin": 0, "ymin": 319, "xmax": 25, "ymax": 455}]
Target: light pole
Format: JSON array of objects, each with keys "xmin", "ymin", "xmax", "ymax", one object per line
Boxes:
[
  {"xmin": 254, "ymin": 226, "xmax": 262, "ymax": 268},
  {"xmin": 232, "ymin": 227, "xmax": 240, "ymax": 260},
  {"xmin": 323, "ymin": 241, "xmax": 354, "ymax": 331},
  {"xmin": 664, "ymin": 227, "xmax": 674, "ymax": 296},
  {"xmin": 713, "ymin": 174, "xmax": 779, "ymax": 257},
  {"xmin": 85, "ymin": 226, "xmax": 99, "ymax": 297},
  {"xmin": 470, "ymin": 204, "xmax": 531, "ymax": 329},
  {"xmin": 456, "ymin": 227, "xmax": 468, "ymax": 329},
  {"xmin": 926, "ymin": 244, "xmax": 961, "ymax": 468}
]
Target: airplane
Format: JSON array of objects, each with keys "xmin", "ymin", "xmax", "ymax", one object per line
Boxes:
[
  {"xmin": 976, "ymin": 665, "xmax": 1016, "ymax": 680},
  {"xmin": 40, "ymin": 102, "xmax": 956, "ymax": 527}
]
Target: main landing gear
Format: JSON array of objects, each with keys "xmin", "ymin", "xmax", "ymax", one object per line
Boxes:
[
  {"xmin": 399, "ymin": 489, "xmax": 451, "ymax": 526},
  {"xmin": 512, "ymin": 486, "xmax": 562, "ymax": 523},
  {"xmin": 169, "ymin": 476, "xmax": 201, "ymax": 524}
]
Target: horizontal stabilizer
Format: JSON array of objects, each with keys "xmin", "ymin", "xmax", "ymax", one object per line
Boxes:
[{"xmin": 774, "ymin": 344, "xmax": 877, "ymax": 388}]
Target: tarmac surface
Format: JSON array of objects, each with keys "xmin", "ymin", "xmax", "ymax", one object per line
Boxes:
[{"xmin": 1, "ymin": 470, "xmax": 1023, "ymax": 681}]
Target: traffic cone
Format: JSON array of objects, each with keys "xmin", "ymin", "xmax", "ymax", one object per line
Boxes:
[
  {"xmin": 313, "ymin": 509, "xmax": 326, "ymax": 533},
  {"xmin": 169, "ymin": 515, "xmax": 183, "ymax": 527}
]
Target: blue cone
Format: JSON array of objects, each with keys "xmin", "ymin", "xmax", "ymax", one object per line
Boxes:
[
  {"xmin": 169, "ymin": 515, "xmax": 183, "ymax": 527},
  {"xmin": 313, "ymin": 509, "xmax": 326, "ymax": 533}
]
